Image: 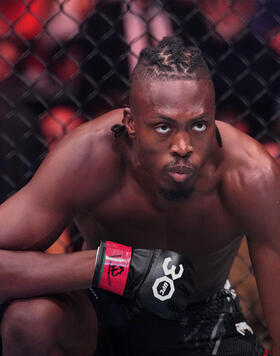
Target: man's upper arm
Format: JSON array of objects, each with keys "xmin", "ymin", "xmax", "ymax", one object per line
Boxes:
[
  {"xmin": 224, "ymin": 155, "xmax": 280, "ymax": 343},
  {"xmin": 0, "ymin": 131, "xmax": 97, "ymax": 251},
  {"xmin": 245, "ymin": 163, "xmax": 280, "ymax": 345}
]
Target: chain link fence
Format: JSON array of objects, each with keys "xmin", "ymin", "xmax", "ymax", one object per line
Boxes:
[{"xmin": 1, "ymin": 0, "xmax": 280, "ymax": 348}]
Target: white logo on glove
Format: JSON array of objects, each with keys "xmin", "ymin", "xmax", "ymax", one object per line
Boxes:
[
  {"xmin": 235, "ymin": 322, "xmax": 253, "ymax": 336},
  {"xmin": 152, "ymin": 257, "xmax": 184, "ymax": 301}
]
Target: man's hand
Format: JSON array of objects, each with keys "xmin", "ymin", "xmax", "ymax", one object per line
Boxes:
[{"xmin": 93, "ymin": 240, "xmax": 195, "ymax": 320}]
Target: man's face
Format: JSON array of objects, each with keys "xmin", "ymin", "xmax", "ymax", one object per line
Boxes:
[{"xmin": 126, "ymin": 78, "xmax": 216, "ymax": 201}]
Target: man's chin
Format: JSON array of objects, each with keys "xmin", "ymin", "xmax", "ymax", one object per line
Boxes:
[{"xmin": 158, "ymin": 185, "xmax": 194, "ymax": 202}]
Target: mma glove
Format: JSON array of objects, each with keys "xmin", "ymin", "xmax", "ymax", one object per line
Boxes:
[{"xmin": 93, "ymin": 241, "xmax": 195, "ymax": 320}]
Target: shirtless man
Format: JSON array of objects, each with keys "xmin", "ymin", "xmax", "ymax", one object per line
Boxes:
[{"xmin": 0, "ymin": 37, "xmax": 279, "ymax": 355}]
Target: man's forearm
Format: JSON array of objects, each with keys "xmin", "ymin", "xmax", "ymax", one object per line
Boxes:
[{"xmin": 0, "ymin": 249, "xmax": 97, "ymax": 303}]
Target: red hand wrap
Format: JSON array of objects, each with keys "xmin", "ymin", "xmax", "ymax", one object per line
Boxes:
[{"xmin": 99, "ymin": 241, "xmax": 132, "ymax": 295}]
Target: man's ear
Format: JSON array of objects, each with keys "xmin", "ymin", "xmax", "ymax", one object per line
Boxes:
[{"xmin": 123, "ymin": 107, "xmax": 136, "ymax": 138}]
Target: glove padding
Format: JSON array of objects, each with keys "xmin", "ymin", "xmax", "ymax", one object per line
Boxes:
[{"xmin": 93, "ymin": 241, "xmax": 195, "ymax": 320}]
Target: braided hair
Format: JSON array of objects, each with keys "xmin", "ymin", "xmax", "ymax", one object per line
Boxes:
[{"xmin": 131, "ymin": 36, "xmax": 211, "ymax": 82}]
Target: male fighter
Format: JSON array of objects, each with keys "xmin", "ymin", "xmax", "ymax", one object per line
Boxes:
[{"xmin": 0, "ymin": 37, "xmax": 279, "ymax": 355}]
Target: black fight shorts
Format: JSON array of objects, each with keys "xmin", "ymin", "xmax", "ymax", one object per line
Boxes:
[{"xmin": 88, "ymin": 282, "xmax": 270, "ymax": 356}]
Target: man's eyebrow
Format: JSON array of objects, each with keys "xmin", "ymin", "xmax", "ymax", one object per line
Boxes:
[
  {"xmin": 191, "ymin": 114, "xmax": 207, "ymax": 122},
  {"xmin": 156, "ymin": 114, "xmax": 206, "ymax": 122},
  {"xmin": 156, "ymin": 114, "xmax": 176, "ymax": 123}
]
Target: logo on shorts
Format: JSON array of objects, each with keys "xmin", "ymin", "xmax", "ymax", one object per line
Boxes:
[
  {"xmin": 152, "ymin": 257, "xmax": 184, "ymax": 301},
  {"xmin": 235, "ymin": 322, "xmax": 253, "ymax": 336}
]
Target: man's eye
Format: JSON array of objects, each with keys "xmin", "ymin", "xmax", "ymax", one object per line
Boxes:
[
  {"xmin": 155, "ymin": 125, "xmax": 171, "ymax": 134},
  {"xmin": 193, "ymin": 122, "xmax": 207, "ymax": 132}
]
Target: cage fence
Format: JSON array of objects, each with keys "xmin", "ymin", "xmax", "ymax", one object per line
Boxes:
[{"xmin": 0, "ymin": 0, "xmax": 280, "ymax": 348}]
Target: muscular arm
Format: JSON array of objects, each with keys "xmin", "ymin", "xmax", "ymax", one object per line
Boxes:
[
  {"xmin": 0, "ymin": 249, "xmax": 96, "ymax": 303},
  {"xmin": 223, "ymin": 149, "xmax": 280, "ymax": 354},
  {"xmin": 245, "ymin": 170, "xmax": 280, "ymax": 356},
  {"xmin": 0, "ymin": 131, "xmax": 84, "ymax": 249},
  {"xmin": 0, "ymin": 120, "xmax": 120, "ymax": 302}
]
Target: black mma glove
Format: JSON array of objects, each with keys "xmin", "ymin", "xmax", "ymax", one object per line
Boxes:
[{"xmin": 92, "ymin": 241, "xmax": 195, "ymax": 320}]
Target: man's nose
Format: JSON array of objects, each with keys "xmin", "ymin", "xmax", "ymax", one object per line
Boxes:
[{"xmin": 170, "ymin": 132, "xmax": 193, "ymax": 157}]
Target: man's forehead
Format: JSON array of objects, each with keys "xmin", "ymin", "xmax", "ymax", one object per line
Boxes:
[
  {"xmin": 133, "ymin": 77, "xmax": 212, "ymax": 97},
  {"xmin": 130, "ymin": 78, "xmax": 215, "ymax": 120},
  {"xmin": 138, "ymin": 79, "xmax": 213, "ymax": 108},
  {"xmin": 149, "ymin": 78, "xmax": 210, "ymax": 94}
]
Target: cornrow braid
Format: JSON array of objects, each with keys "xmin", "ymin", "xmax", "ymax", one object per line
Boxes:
[{"xmin": 132, "ymin": 36, "xmax": 211, "ymax": 82}]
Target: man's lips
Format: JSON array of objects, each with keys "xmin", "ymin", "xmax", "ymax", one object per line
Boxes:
[
  {"xmin": 168, "ymin": 166, "xmax": 194, "ymax": 174},
  {"xmin": 167, "ymin": 166, "xmax": 194, "ymax": 182},
  {"xmin": 168, "ymin": 172, "xmax": 191, "ymax": 182}
]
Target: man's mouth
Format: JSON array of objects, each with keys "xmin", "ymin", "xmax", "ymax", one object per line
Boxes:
[{"xmin": 167, "ymin": 166, "xmax": 194, "ymax": 182}]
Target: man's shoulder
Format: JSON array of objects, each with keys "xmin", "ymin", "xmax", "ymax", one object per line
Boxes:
[
  {"xmin": 218, "ymin": 120, "xmax": 277, "ymax": 176},
  {"xmin": 217, "ymin": 121, "xmax": 280, "ymax": 239},
  {"xmin": 218, "ymin": 120, "xmax": 279, "ymax": 201},
  {"xmin": 38, "ymin": 109, "xmax": 126, "ymax": 207},
  {"xmin": 56, "ymin": 108, "xmax": 125, "ymax": 161},
  {"xmin": 67, "ymin": 108, "xmax": 124, "ymax": 144}
]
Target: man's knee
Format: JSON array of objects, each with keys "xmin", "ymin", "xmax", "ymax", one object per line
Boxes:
[{"xmin": 1, "ymin": 297, "xmax": 65, "ymax": 351}]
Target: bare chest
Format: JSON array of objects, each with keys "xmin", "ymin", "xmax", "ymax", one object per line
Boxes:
[{"xmin": 75, "ymin": 184, "xmax": 240, "ymax": 257}]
